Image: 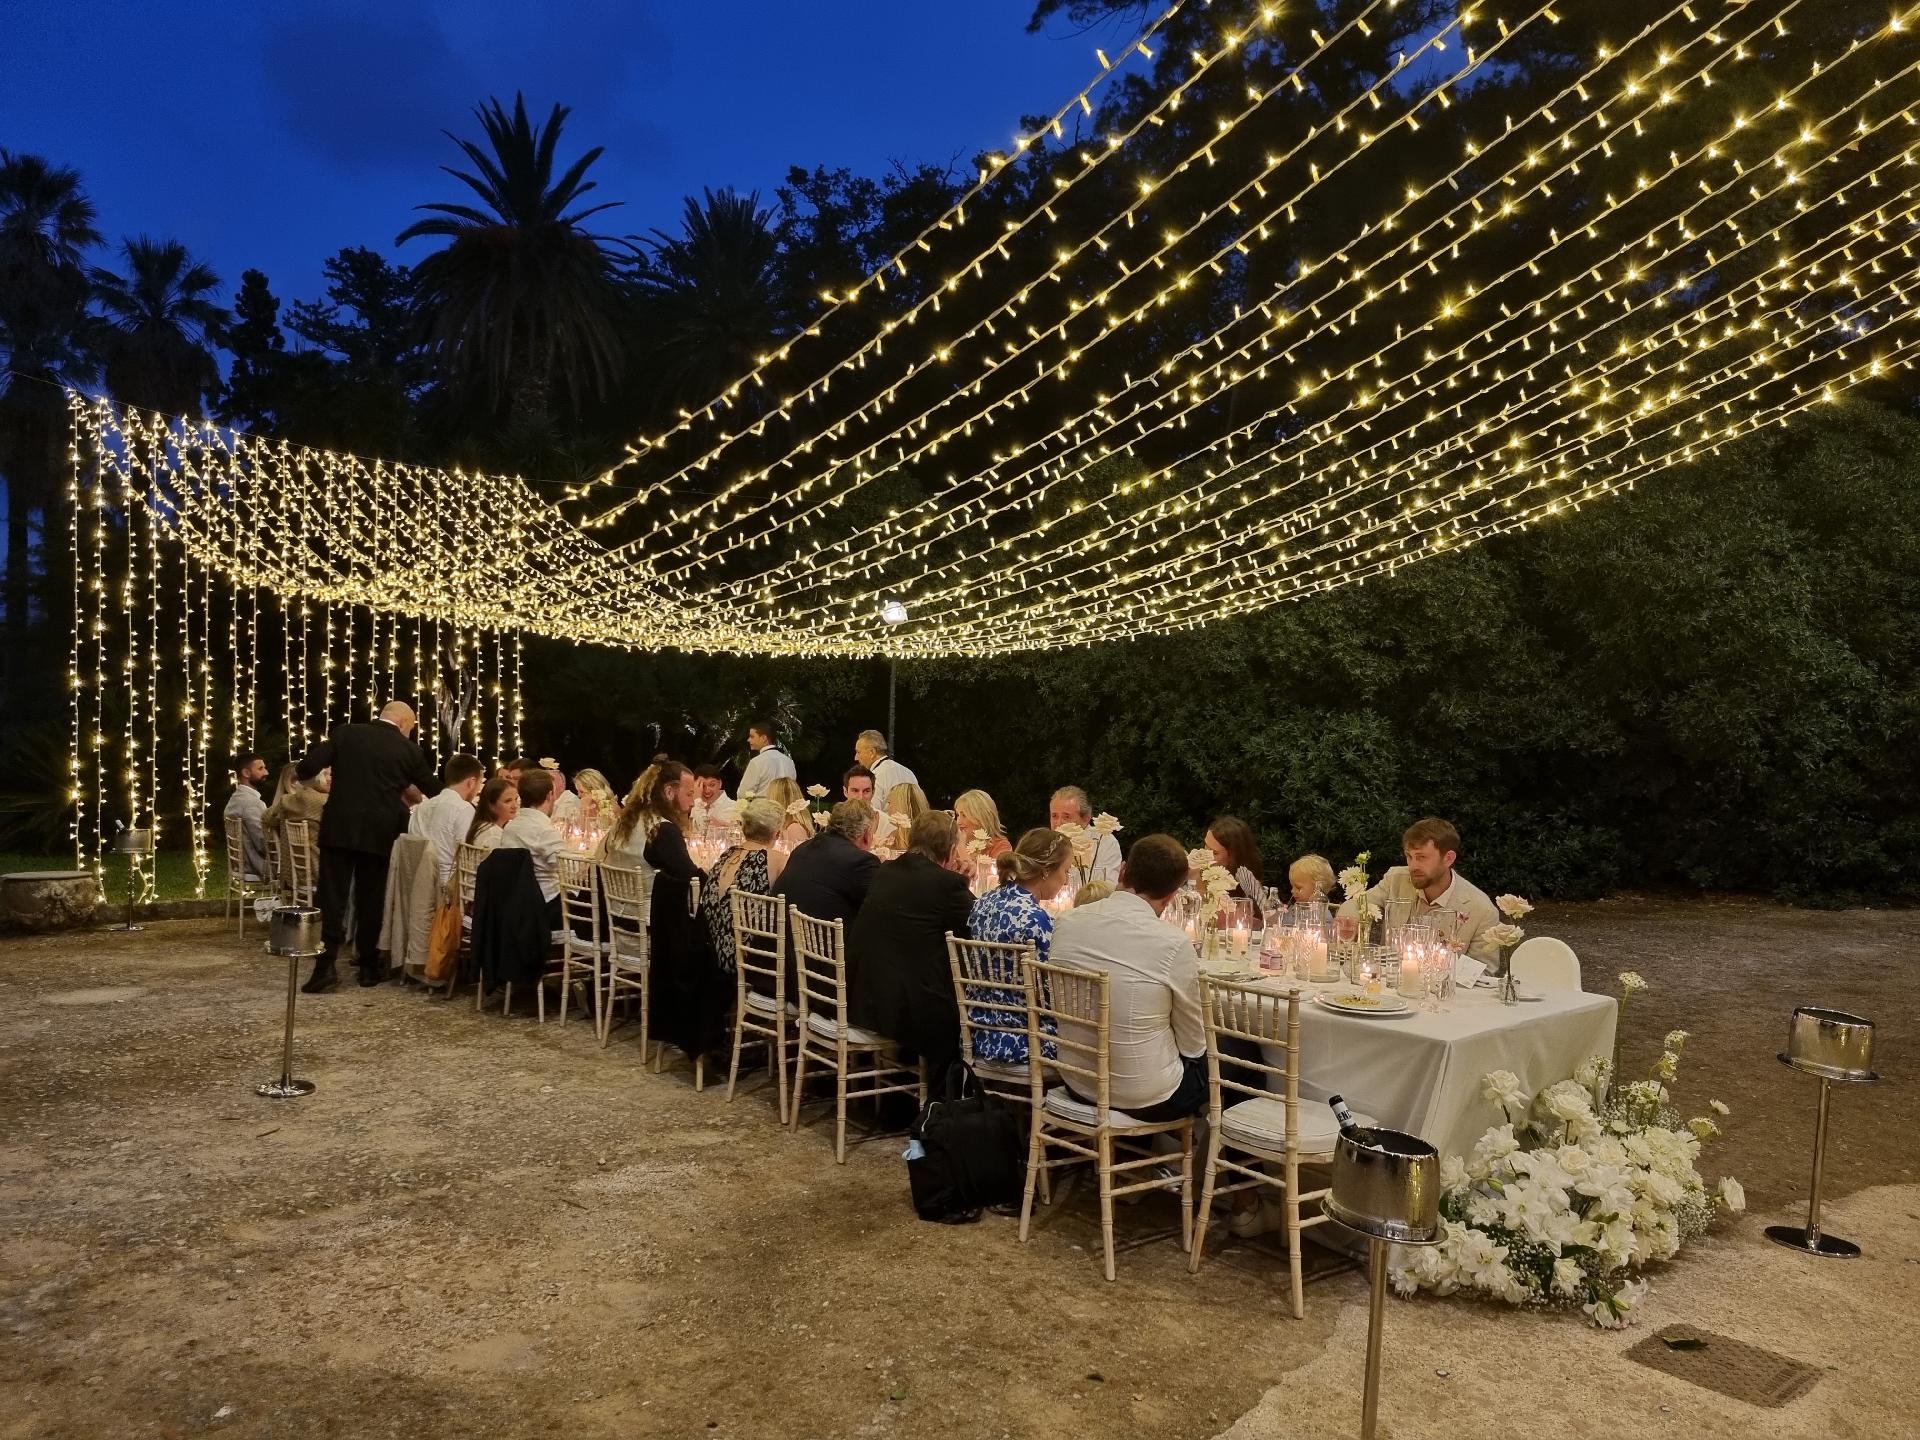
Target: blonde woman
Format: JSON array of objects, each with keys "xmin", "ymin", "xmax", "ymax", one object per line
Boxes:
[
  {"xmin": 876, "ymin": 781, "xmax": 929, "ymax": 854},
  {"xmin": 764, "ymin": 775, "xmax": 812, "ymax": 849},
  {"xmin": 966, "ymin": 826, "xmax": 1070, "ymax": 1066},
  {"xmin": 572, "ymin": 767, "xmax": 618, "ymax": 825},
  {"xmin": 1288, "ymin": 853, "xmax": 1336, "ymax": 904},
  {"xmin": 953, "ymin": 789, "xmax": 1011, "ymax": 862}
]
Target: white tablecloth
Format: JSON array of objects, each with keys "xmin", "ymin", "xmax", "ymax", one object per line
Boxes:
[{"xmin": 1205, "ymin": 966, "xmax": 1618, "ymax": 1161}]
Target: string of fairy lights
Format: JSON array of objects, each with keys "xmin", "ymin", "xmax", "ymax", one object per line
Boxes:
[{"xmin": 65, "ymin": 0, "xmax": 1920, "ymax": 879}]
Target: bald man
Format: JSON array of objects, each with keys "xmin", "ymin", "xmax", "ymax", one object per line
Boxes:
[{"xmin": 296, "ymin": 701, "xmax": 437, "ymax": 992}]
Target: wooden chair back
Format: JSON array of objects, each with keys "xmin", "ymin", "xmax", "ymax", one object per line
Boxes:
[
  {"xmin": 285, "ymin": 819, "xmax": 315, "ymax": 904},
  {"xmin": 731, "ymin": 890, "xmax": 787, "ymax": 1005},
  {"xmin": 1197, "ymin": 976, "xmax": 1304, "ymax": 1136},
  {"xmin": 223, "ymin": 817, "xmax": 249, "ymax": 889},
  {"xmin": 1026, "ymin": 959, "xmax": 1110, "ymax": 1118},
  {"xmin": 791, "ymin": 909, "xmax": 848, "ymax": 1034},
  {"xmin": 948, "ymin": 935, "xmax": 1037, "ymax": 1067},
  {"xmin": 556, "ymin": 853, "xmax": 599, "ymax": 946},
  {"xmin": 599, "ymin": 863, "xmax": 653, "ymax": 969}
]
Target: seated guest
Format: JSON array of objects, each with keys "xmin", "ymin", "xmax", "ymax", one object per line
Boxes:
[
  {"xmin": 598, "ymin": 769, "xmax": 665, "ymax": 872},
  {"xmin": 848, "ymin": 811, "xmax": 975, "ymax": 1075},
  {"xmin": 1073, "ymin": 878, "xmax": 1114, "ymax": 907},
  {"xmin": 842, "ymin": 765, "xmax": 877, "ymax": 805},
  {"xmin": 954, "ymin": 790, "xmax": 1012, "ymax": 861},
  {"xmin": 880, "ymin": 782, "xmax": 929, "ymax": 853},
  {"xmin": 739, "ymin": 719, "xmax": 796, "ymax": 798},
  {"xmin": 1049, "ymin": 785, "xmax": 1123, "ymax": 888},
  {"xmin": 1049, "ymin": 833, "xmax": 1207, "ymax": 1121},
  {"xmin": 497, "ymin": 755, "xmax": 536, "ymax": 784},
  {"xmin": 1204, "ymin": 815, "xmax": 1266, "ymax": 915},
  {"xmin": 766, "ymin": 799, "xmax": 879, "ymax": 998},
  {"xmin": 572, "ymin": 767, "xmax": 617, "ymax": 825},
  {"xmin": 498, "ymin": 768, "xmax": 565, "ymax": 925},
  {"xmin": 224, "ymin": 750, "xmax": 271, "ymax": 879},
  {"xmin": 854, "ymin": 728, "xmax": 917, "ymax": 796},
  {"xmin": 542, "ymin": 760, "xmax": 581, "ymax": 824},
  {"xmin": 263, "ymin": 759, "xmax": 329, "ymax": 887},
  {"xmin": 408, "ymin": 752, "xmax": 485, "ymax": 890},
  {"xmin": 764, "ymin": 776, "xmax": 812, "ymax": 849},
  {"xmin": 465, "ymin": 777, "xmax": 520, "ymax": 851},
  {"xmin": 966, "ymin": 827, "xmax": 1071, "ymax": 1066},
  {"xmin": 692, "ymin": 764, "xmax": 739, "ymax": 830},
  {"xmin": 701, "ymin": 797, "xmax": 789, "ymax": 971},
  {"xmin": 1288, "ymin": 853, "xmax": 1335, "ymax": 904},
  {"xmin": 1339, "ymin": 816, "xmax": 1500, "ymax": 962}
]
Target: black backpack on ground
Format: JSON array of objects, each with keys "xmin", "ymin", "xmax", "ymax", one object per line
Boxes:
[{"xmin": 906, "ymin": 1062, "xmax": 1026, "ymax": 1224}]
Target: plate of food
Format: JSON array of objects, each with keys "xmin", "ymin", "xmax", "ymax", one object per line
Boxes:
[{"xmin": 1316, "ymin": 991, "xmax": 1417, "ymax": 1018}]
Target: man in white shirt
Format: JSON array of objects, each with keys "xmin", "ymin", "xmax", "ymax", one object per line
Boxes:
[
  {"xmin": 541, "ymin": 758, "xmax": 581, "ymax": 824},
  {"xmin": 499, "ymin": 767, "xmax": 565, "ymax": 924},
  {"xmin": 223, "ymin": 750, "xmax": 270, "ymax": 879},
  {"xmin": 738, "ymin": 718, "xmax": 796, "ymax": 799},
  {"xmin": 842, "ymin": 764, "xmax": 899, "ymax": 847},
  {"xmin": 855, "ymin": 729, "xmax": 916, "ymax": 800},
  {"xmin": 1339, "ymin": 816, "xmax": 1501, "ymax": 964},
  {"xmin": 407, "ymin": 752, "xmax": 485, "ymax": 890},
  {"xmin": 1048, "ymin": 833, "xmax": 1208, "ymax": 1121},
  {"xmin": 1050, "ymin": 785, "xmax": 1123, "ymax": 888},
  {"xmin": 692, "ymin": 765, "xmax": 739, "ymax": 830}
]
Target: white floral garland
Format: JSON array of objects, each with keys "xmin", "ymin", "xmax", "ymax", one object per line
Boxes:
[{"xmin": 1391, "ymin": 973, "xmax": 1744, "ymax": 1327}]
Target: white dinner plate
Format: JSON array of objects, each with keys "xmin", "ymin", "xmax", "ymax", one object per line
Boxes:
[{"xmin": 1315, "ymin": 992, "xmax": 1417, "ymax": 1019}]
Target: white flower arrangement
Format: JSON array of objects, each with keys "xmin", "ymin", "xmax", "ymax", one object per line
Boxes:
[
  {"xmin": 805, "ymin": 783, "xmax": 829, "ymax": 800},
  {"xmin": 1392, "ymin": 974, "xmax": 1742, "ymax": 1328},
  {"xmin": 785, "ymin": 798, "xmax": 811, "ymax": 819},
  {"xmin": 1337, "ymin": 850, "xmax": 1375, "ymax": 937},
  {"xmin": 1496, "ymin": 893, "xmax": 1534, "ymax": 922},
  {"xmin": 1091, "ymin": 812, "xmax": 1123, "ymax": 837},
  {"xmin": 1483, "ymin": 921, "xmax": 1526, "ymax": 951},
  {"xmin": 1186, "ymin": 845, "xmax": 1214, "ymax": 872},
  {"xmin": 966, "ymin": 833, "xmax": 989, "ymax": 858},
  {"xmin": 1198, "ymin": 863, "xmax": 1236, "ymax": 923},
  {"xmin": 1057, "ymin": 821, "xmax": 1096, "ymax": 868}
]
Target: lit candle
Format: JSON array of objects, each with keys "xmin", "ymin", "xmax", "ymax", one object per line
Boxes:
[
  {"xmin": 1399, "ymin": 947, "xmax": 1423, "ymax": 999},
  {"xmin": 1362, "ymin": 961, "xmax": 1382, "ymax": 997},
  {"xmin": 1231, "ymin": 921, "xmax": 1249, "ymax": 960}
]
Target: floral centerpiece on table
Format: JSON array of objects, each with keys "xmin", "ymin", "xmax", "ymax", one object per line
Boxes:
[
  {"xmin": 1337, "ymin": 850, "xmax": 1374, "ymax": 947},
  {"xmin": 1485, "ymin": 893, "xmax": 1533, "ymax": 976},
  {"xmin": 1391, "ymin": 975, "xmax": 1743, "ymax": 1328},
  {"xmin": 1057, "ymin": 822, "xmax": 1097, "ymax": 881},
  {"xmin": 805, "ymin": 783, "xmax": 831, "ymax": 829}
]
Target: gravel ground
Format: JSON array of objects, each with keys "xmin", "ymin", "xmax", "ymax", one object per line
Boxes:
[{"xmin": 0, "ymin": 896, "xmax": 1913, "ymax": 1440}]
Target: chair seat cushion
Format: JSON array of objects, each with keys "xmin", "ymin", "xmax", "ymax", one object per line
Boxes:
[
  {"xmin": 1220, "ymin": 1097, "xmax": 1371, "ymax": 1154},
  {"xmin": 803, "ymin": 1011, "xmax": 893, "ymax": 1048},
  {"xmin": 743, "ymin": 991, "xmax": 797, "ymax": 1016},
  {"xmin": 973, "ymin": 1058, "xmax": 1030, "ymax": 1080},
  {"xmin": 1041, "ymin": 1085, "xmax": 1151, "ymax": 1130}
]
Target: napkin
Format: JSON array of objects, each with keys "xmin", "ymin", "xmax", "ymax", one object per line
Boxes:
[{"xmin": 1453, "ymin": 954, "xmax": 1487, "ymax": 989}]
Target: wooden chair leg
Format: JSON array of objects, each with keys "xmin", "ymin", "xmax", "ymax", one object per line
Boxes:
[
  {"xmin": 774, "ymin": 1023, "xmax": 790, "ymax": 1125},
  {"xmin": 1097, "ymin": 1130, "xmax": 1118, "ymax": 1282},
  {"xmin": 695, "ymin": 1055, "xmax": 706, "ymax": 1092},
  {"xmin": 1018, "ymin": 1124, "xmax": 1045, "ymax": 1242},
  {"xmin": 789, "ymin": 1042, "xmax": 808, "ymax": 1132},
  {"xmin": 833, "ymin": 1048, "xmax": 849, "ymax": 1164},
  {"xmin": 726, "ymin": 1020, "xmax": 746, "ymax": 1102},
  {"xmin": 1288, "ymin": 1160, "xmax": 1305, "ymax": 1319},
  {"xmin": 1189, "ymin": 1131, "xmax": 1224, "ymax": 1273},
  {"xmin": 1177, "ymin": 1125, "xmax": 1195, "ymax": 1254}
]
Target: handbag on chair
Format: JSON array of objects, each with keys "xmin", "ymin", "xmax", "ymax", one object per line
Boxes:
[{"xmin": 425, "ymin": 879, "xmax": 461, "ymax": 984}]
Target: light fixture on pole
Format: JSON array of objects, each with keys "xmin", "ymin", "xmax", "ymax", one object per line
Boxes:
[{"xmin": 880, "ymin": 599, "xmax": 909, "ymax": 750}]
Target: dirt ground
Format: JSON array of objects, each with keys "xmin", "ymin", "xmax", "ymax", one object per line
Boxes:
[{"xmin": 0, "ymin": 896, "xmax": 1914, "ymax": 1440}]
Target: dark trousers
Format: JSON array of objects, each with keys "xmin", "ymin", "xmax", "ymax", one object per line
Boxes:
[{"xmin": 318, "ymin": 844, "xmax": 390, "ymax": 972}]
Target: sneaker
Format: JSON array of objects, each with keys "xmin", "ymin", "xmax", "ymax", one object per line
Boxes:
[
  {"xmin": 1227, "ymin": 1197, "xmax": 1284, "ymax": 1238},
  {"xmin": 1116, "ymin": 1162, "xmax": 1183, "ymax": 1206}
]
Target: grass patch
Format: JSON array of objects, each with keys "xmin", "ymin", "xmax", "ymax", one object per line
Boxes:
[{"xmin": 0, "ymin": 850, "xmax": 232, "ymax": 902}]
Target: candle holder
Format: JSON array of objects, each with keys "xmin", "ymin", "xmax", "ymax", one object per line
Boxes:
[{"xmin": 1765, "ymin": 1006, "xmax": 1878, "ymax": 1258}]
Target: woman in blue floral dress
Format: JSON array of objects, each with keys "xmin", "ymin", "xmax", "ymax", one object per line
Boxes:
[{"xmin": 965, "ymin": 827, "xmax": 1073, "ymax": 1066}]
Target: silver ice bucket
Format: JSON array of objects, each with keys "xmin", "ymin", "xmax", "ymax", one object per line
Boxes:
[
  {"xmin": 266, "ymin": 905, "xmax": 324, "ymax": 959},
  {"xmin": 112, "ymin": 826, "xmax": 152, "ymax": 856},
  {"xmin": 1782, "ymin": 1006, "xmax": 1876, "ymax": 1083},
  {"xmin": 1326, "ymin": 1126, "xmax": 1443, "ymax": 1245}
]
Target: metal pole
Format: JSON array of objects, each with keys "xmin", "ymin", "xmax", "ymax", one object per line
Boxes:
[
  {"xmin": 1804, "ymin": 1078, "xmax": 1831, "ymax": 1246},
  {"xmin": 887, "ymin": 658, "xmax": 897, "ymax": 752},
  {"xmin": 1361, "ymin": 1235, "xmax": 1387, "ymax": 1440},
  {"xmin": 257, "ymin": 949, "xmax": 316, "ymax": 1099}
]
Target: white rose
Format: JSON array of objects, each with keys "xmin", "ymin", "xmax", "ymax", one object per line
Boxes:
[
  {"xmin": 1496, "ymin": 893, "xmax": 1534, "ymax": 921},
  {"xmin": 1484, "ymin": 922, "xmax": 1526, "ymax": 949},
  {"xmin": 1440, "ymin": 1155, "xmax": 1468, "ymax": 1192},
  {"xmin": 1481, "ymin": 1070, "xmax": 1527, "ymax": 1115},
  {"xmin": 1718, "ymin": 1176, "xmax": 1746, "ymax": 1213},
  {"xmin": 1092, "ymin": 812, "xmax": 1122, "ymax": 836},
  {"xmin": 1187, "ymin": 847, "xmax": 1214, "ymax": 871}
]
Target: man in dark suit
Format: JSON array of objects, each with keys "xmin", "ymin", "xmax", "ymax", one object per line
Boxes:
[
  {"xmin": 298, "ymin": 701, "xmax": 437, "ymax": 992},
  {"xmin": 765, "ymin": 799, "xmax": 879, "ymax": 999}
]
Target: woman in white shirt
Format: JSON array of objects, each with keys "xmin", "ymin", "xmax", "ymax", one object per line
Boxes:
[{"xmin": 464, "ymin": 777, "xmax": 520, "ymax": 850}]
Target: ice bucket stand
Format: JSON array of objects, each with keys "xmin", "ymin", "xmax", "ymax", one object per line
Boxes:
[{"xmin": 258, "ymin": 905, "xmax": 323, "ymax": 1099}]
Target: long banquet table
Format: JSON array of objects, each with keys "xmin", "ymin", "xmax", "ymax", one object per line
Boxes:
[{"xmin": 1199, "ymin": 959, "xmax": 1618, "ymax": 1162}]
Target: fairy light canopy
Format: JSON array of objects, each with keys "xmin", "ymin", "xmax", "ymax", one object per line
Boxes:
[{"xmin": 77, "ymin": 0, "xmax": 1920, "ymax": 665}]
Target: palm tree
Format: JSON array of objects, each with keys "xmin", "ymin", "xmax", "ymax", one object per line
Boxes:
[
  {"xmin": 632, "ymin": 188, "xmax": 784, "ymax": 413},
  {"xmin": 0, "ymin": 150, "xmax": 102, "ymax": 675},
  {"xmin": 89, "ymin": 236, "xmax": 228, "ymax": 417},
  {"xmin": 399, "ymin": 93, "xmax": 627, "ymax": 441}
]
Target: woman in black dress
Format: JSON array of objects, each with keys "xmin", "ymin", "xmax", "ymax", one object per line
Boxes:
[{"xmin": 613, "ymin": 761, "xmax": 704, "ymax": 1067}]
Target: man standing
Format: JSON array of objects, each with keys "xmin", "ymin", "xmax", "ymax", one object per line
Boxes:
[
  {"xmin": 854, "ymin": 730, "xmax": 916, "ymax": 798},
  {"xmin": 299, "ymin": 701, "xmax": 437, "ymax": 993},
  {"xmin": 1050, "ymin": 786, "xmax": 1122, "ymax": 888},
  {"xmin": 223, "ymin": 751, "xmax": 270, "ymax": 879},
  {"xmin": 408, "ymin": 752, "xmax": 485, "ymax": 890},
  {"xmin": 739, "ymin": 719, "xmax": 795, "ymax": 799},
  {"xmin": 1339, "ymin": 816, "xmax": 1500, "ymax": 963}
]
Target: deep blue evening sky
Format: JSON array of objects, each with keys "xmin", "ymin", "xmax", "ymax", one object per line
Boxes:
[{"xmin": 1, "ymin": 0, "xmax": 1144, "ymax": 310}]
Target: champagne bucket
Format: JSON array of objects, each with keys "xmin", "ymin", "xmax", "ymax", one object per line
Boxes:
[
  {"xmin": 1325, "ymin": 1126, "xmax": 1443, "ymax": 1245},
  {"xmin": 1782, "ymin": 1007, "xmax": 1876, "ymax": 1083},
  {"xmin": 112, "ymin": 826, "xmax": 153, "ymax": 856},
  {"xmin": 266, "ymin": 905, "xmax": 325, "ymax": 959}
]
